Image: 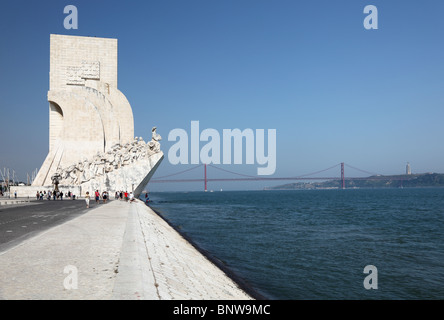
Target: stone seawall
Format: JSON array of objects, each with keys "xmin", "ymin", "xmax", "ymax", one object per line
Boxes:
[{"xmin": 113, "ymin": 200, "xmax": 253, "ymax": 299}]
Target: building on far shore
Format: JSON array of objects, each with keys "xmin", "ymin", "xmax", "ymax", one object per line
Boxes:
[{"xmin": 406, "ymin": 162, "xmax": 412, "ymax": 175}]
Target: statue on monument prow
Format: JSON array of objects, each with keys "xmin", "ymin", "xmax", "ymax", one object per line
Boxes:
[
  {"xmin": 152, "ymin": 126, "xmax": 161, "ymax": 141},
  {"xmin": 148, "ymin": 126, "xmax": 162, "ymax": 153}
]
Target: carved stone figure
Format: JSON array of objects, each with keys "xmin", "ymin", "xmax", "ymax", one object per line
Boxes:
[
  {"xmin": 148, "ymin": 126, "xmax": 162, "ymax": 153},
  {"xmin": 51, "ymin": 172, "xmax": 62, "ymax": 192},
  {"xmin": 55, "ymin": 128, "xmax": 163, "ymax": 189},
  {"xmin": 152, "ymin": 126, "xmax": 161, "ymax": 142}
]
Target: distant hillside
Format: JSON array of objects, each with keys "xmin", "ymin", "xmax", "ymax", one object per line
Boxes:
[{"xmin": 265, "ymin": 173, "xmax": 444, "ymax": 190}]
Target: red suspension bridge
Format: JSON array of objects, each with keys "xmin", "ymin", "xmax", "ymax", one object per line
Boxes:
[{"xmin": 149, "ymin": 163, "xmax": 404, "ymax": 191}]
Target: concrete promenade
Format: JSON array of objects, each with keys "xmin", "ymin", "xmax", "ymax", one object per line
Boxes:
[{"xmin": 0, "ymin": 199, "xmax": 252, "ymax": 300}]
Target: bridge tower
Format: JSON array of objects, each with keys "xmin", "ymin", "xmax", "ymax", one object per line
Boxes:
[
  {"xmin": 341, "ymin": 162, "xmax": 345, "ymax": 189},
  {"xmin": 204, "ymin": 163, "xmax": 207, "ymax": 192}
]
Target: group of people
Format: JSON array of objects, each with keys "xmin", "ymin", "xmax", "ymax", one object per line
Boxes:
[
  {"xmin": 0, "ymin": 190, "xmax": 17, "ymax": 198},
  {"xmin": 83, "ymin": 190, "xmax": 150, "ymax": 208},
  {"xmin": 35, "ymin": 190, "xmax": 76, "ymax": 201},
  {"xmin": 114, "ymin": 191, "xmax": 135, "ymax": 203},
  {"xmin": 84, "ymin": 190, "xmax": 109, "ymax": 208}
]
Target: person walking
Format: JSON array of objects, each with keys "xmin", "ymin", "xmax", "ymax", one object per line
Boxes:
[
  {"xmin": 85, "ymin": 192, "xmax": 90, "ymax": 208},
  {"xmin": 95, "ymin": 190, "xmax": 100, "ymax": 204}
]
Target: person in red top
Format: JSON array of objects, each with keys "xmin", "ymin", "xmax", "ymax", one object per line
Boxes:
[
  {"xmin": 95, "ymin": 190, "xmax": 100, "ymax": 203},
  {"xmin": 124, "ymin": 191, "xmax": 128, "ymax": 202}
]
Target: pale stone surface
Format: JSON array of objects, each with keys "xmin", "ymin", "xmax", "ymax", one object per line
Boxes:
[
  {"xmin": 0, "ymin": 200, "xmax": 252, "ymax": 300},
  {"xmin": 49, "ymin": 34, "xmax": 117, "ymax": 90},
  {"xmin": 78, "ymin": 151, "xmax": 164, "ymax": 197},
  {"xmin": 33, "ymin": 34, "xmax": 135, "ymax": 187},
  {"xmin": 128, "ymin": 201, "xmax": 252, "ymax": 300},
  {"xmin": 29, "ymin": 34, "xmax": 160, "ymax": 198},
  {"xmin": 0, "ymin": 200, "xmax": 127, "ymax": 300}
]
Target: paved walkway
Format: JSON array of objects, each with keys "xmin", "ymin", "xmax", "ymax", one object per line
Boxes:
[{"xmin": 0, "ymin": 199, "xmax": 252, "ymax": 300}]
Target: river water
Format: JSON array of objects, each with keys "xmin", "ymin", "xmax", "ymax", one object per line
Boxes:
[{"xmin": 148, "ymin": 188, "xmax": 444, "ymax": 299}]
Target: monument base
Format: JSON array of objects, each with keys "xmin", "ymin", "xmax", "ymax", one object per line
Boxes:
[
  {"xmin": 14, "ymin": 151, "xmax": 164, "ymax": 199},
  {"xmin": 9, "ymin": 186, "xmax": 82, "ymax": 199}
]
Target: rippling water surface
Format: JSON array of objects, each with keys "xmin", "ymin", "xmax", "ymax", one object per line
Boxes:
[{"xmin": 148, "ymin": 188, "xmax": 444, "ymax": 299}]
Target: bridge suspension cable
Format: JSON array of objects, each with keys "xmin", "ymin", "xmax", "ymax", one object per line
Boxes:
[
  {"xmin": 151, "ymin": 164, "xmax": 203, "ymax": 180},
  {"xmin": 207, "ymin": 164, "xmax": 258, "ymax": 178},
  {"xmin": 294, "ymin": 163, "xmax": 342, "ymax": 178},
  {"xmin": 150, "ymin": 162, "xmax": 345, "ymax": 185},
  {"xmin": 207, "ymin": 163, "xmax": 342, "ymax": 179},
  {"xmin": 148, "ymin": 161, "xmax": 400, "ymax": 191},
  {"xmin": 344, "ymin": 163, "xmax": 379, "ymax": 176}
]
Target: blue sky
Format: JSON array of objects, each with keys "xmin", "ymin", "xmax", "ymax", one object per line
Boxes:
[{"xmin": 1, "ymin": 0, "xmax": 444, "ymax": 191}]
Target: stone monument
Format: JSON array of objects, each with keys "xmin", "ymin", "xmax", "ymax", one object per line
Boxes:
[{"xmin": 24, "ymin": 34, "xmax": 163, "ymax": 197}]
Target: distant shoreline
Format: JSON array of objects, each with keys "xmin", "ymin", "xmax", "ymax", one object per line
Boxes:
[
  {"xmin": 264, "ymin": 185, "xmax": 444, "ymax": 191},
  {"xmin": 266, "ymin": 173, "xmax": 444, "ymax": 190}
]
